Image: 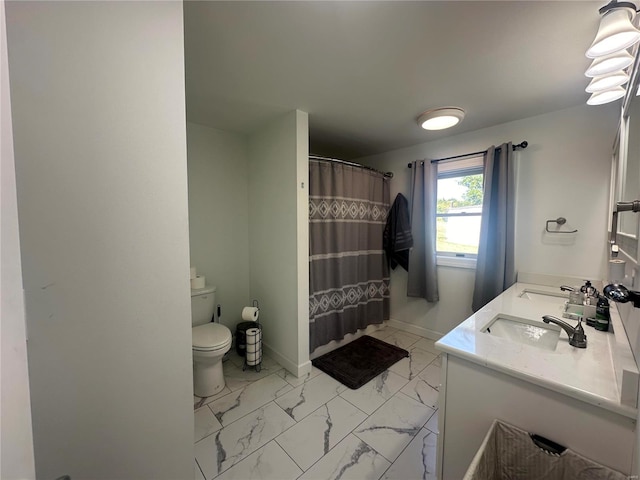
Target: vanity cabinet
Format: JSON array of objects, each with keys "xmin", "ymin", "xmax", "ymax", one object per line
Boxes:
[
  {"xmin": 435, "ymin": 279, "xmax": 638, "ymax": 479},
  {"xmin": 438, "ymin": 353, "xmax": 635, "ymax": 479}
]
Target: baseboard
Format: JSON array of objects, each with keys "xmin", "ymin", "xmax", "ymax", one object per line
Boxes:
[
  {"xmin": 262, "ymin": 341, "xmax": 312, "ymax": 378},
  {"xmin": 387, "ymin": 318, "xmax": 443, "ymax": 341},
  {"xmin": 295, "ymin": 360, "xmax": 313, "ymax": 378}
]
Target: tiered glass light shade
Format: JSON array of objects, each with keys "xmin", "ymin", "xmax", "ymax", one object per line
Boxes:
[
  {"xmin": 586, "ymin": 71, "xmax": 629, "ymax": 92},
  {"xmin": 585, "ymin": 2, "xmax": 640, "ymax": 105},
  {"xmin": 586, "ymin": 6, "xmax": 640, "ymax": 58},
  {"xmin": 585, "ymin": 50, "xmax": 634, "ymax": 77},
  {"xmin": 587, "ymin": 86, "xmax": 627, "ymax": 104}
]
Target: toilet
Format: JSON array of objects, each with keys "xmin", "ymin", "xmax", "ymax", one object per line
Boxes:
[{"xmin": 191, "ymin": 285, "xmax": 232, "ymax": 397}]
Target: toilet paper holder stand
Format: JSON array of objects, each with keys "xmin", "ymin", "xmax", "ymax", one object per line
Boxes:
[{"xmin": 243, "ymin": 299, "xmax": 263, "ymax": 372}]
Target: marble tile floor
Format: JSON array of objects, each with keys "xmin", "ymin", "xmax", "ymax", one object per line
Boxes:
[{"xmin": 194, "ymin": 326, "xmax": 441, "ymax": 480}]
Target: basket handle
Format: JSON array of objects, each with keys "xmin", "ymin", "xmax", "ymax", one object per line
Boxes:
[{"xmin": 529, "ymin": 433, "xmax": 566, "ymax": 456}]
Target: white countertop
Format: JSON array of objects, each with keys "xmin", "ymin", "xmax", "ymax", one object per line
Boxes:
[{"xmin": 436, "ymin": 281, "xmax": 638, "ymax": 419}]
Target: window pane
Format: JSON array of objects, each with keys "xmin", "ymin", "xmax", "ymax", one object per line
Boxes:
[
  {"xmin": 437, "ymin": 215, "xmax": 481, "ymax": 254},
  {"xmin": 436, "ymin": 174, "xmax": 483, "ymax": 214},
  {"xmin": 436, "ymin": 171, "xmax": 483, "ymax": 254}
]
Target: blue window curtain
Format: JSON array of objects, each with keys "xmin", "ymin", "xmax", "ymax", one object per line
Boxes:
[
  {"xmin": 407, "ymin": 160, "xmax": 439, "ymax": 302},
  {"xmin": 472, "ymin": 143, "xmax": 516, "ymax": 312}
]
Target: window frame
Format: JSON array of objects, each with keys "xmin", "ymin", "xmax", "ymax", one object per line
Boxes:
[{"xmin": 435, "ymin": 157, "xmax": 484, "ymax": 268}]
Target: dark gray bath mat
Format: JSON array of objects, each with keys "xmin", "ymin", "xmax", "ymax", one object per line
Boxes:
[{"xmin": 312, "ymin": 335, "xmax": 409, "ymax": 389}]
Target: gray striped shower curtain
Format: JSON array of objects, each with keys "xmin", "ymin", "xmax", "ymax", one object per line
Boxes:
[{"xmin": 308, "ymin": 160, "xmax": 390, "ymax": 352}]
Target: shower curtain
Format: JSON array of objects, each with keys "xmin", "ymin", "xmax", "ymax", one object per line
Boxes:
[{"xmin": 308, "ymin": 160, "xmax": 390, "ymax": 352}]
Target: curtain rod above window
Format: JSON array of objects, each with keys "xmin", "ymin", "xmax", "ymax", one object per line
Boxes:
[
  {"xmin": 310, "ymin": 155, "xmax": 394, "ymax": 178},
  {"xmin": 407, "ymin": 141, "xmax": 528, "ymax": 168}
]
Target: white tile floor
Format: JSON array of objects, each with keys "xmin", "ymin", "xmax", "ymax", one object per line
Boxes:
[{"xmin": 194, "ymin": 326, "xmax": 441, "ymax": 480}]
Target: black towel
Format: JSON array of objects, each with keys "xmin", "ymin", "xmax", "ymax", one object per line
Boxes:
[{"xmin": 384, "ymin": 193, "xmax": 413, "ymax": 271}]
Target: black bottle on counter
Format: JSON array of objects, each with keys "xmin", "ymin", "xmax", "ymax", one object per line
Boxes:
[{"xmin": 594, "ymin": 297, "xmax": 610, "ymax": 332}]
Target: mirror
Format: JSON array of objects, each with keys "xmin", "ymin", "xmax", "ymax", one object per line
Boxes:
[
  {"xmin": 620, "ymin": 96, "xmax": 640, "ymax": 238},
  {"xmin": 612, "ymin": 48, "xmax": 640, "ymax": 263}
]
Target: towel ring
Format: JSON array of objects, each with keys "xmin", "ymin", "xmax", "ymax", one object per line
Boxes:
[{"xmin": 545, "ymin": 217, "xmax": 578, "ymax": 234}]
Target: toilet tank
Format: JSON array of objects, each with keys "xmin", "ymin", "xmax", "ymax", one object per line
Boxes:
[{"xmin": 191, "ymin": 285, "xmax": 216, "ymax": 327}]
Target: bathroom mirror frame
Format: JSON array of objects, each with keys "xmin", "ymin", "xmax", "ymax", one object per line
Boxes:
[{"xmin": 612, "ymin": 44, "xmax": 640, "ymax": 263}]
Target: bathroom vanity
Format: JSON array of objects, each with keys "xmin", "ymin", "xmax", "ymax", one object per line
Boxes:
[{"xmin": 435, "ymin": 274, "xmax": 638, "ymax": 479}]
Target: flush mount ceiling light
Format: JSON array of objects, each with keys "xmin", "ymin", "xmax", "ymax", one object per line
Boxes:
[
  {"xmin": 587, "ymin": 86, "xmax": 626, "ymax": 104},
  {"xmin": 586, "ymin": 1, "xmax": 640, "ymax": 58},
  {"xmin": 585, "ymin": 50, "xmax": 634, "ymax": 76},
  {"xmin": 585, "ymin": 71, "xmax": 630, "ymax": 92},
  {"xmin": 417, "ymin": 107, "xmax": 465, "ymax": 131}
]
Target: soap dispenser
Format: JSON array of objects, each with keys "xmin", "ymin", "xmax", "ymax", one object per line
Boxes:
[
  {"xmin": 594, "ymin": 296, "xmax": 610, "ymax": 332},
  {"xmin": 580, "ymin": 280, "xmax": 598, "ymax": 299}
]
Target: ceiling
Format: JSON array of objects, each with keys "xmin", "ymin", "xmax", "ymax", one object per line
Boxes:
[{"xmin": 184, "ymin": 1, "xmax": 604, "ymax": 160}]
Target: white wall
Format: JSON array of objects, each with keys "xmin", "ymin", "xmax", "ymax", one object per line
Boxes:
[
  {"xmin": 6, "ymin": 2, "xmax": 194, "ymax": 479},
  {"xmin": 248, "ymin": 110, "xmax": 310, "ymax": 376},
  {"xmin": 357, "ymin": 103, "xmax": 619, "ymax": 336},
  {"xmin": 295, "ymin": 112, "xmax": 311, "ymax": 369},
  {"xmin": 1, "ymin": 0, "xmax": 36, "ymax": 477},
  {"xmin": 187, "ymin": 122, "xmax": 250, "ymax": 328}
]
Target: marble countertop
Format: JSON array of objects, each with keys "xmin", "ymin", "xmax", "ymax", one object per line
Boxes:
[{"xmin": 436, "ymin": 281, "xmax": 638, "ymax": 419}]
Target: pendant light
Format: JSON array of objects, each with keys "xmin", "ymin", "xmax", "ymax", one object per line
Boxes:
[
  {"xmin": 587, "ymin": 86, "xmax": 626, "ymax": 104},
  {"xmin": 586, "ymin": 1, "xmax": 640, "ymax": 58},
  {"xmin": 585, "ymin": 50, "xmax": 634, "ymax": 76},
  {"xmin": 417, "ymin": 107, "xmax": 465, "ymax": 131},
  {"xmin": 585, "ymin": 1, "xmax": 638, "ymax": 106},
  {"xmin": 585, "ymin": 71, "xmax": 630, "ymax": 92}
]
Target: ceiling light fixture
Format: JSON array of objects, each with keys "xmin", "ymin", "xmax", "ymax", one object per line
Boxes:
[
  {"xmin": 417, "ymin": 107, "xmax": 465, "ymax": 131},
  {"xmin": 584, "ymin": 1, "xmax": 639, "ymax": 105},
  {"xmin": 585, "ymin": 71, "xmax": 630, "ymax": 92},
  {"xmin": 586, "ymin": 1, "xmax": 640, "ymax": 58},
  {"xmin": 587, "ymin": 86, "xmax": 627, "ymax": 104},
  {"xmin": 585, "ymin": 50, "xmax": 635, "ymax": 76}
]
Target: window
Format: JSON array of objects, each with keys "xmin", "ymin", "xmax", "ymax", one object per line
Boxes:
[{"xmin": 436, "ymin": 155, "xmax": 484, "ymax": 259}]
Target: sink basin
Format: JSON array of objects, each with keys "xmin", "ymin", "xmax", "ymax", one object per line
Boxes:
[
  {"xmin": 518, "ymin": 289, "xmax": 568, "ymax": 306},
  {"xmin": 482, "ymin": 314, "xmax": 561, "ymax": 351}
]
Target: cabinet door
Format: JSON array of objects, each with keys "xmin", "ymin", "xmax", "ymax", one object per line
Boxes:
[{"xmin": 440, "ymin": 355, "xmax": 635, "ymax": 479}]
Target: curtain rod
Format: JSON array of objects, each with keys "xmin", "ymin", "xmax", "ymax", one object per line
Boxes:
[
  {"xmin": 310, "ymin": 155, "xmax": 394, "ymax": 178},
  {"xmin": 407, "ymin": 141, "xmax": 528, "ymax": 168}
]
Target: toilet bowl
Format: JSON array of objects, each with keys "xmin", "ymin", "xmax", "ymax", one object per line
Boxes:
[
  {"xmin": 192, "ymin": 322, "xmax": 232, "ymax": 397},
  {"xmin": 191, "ymin": 285, "xmax": 232, "ymax": 397}
]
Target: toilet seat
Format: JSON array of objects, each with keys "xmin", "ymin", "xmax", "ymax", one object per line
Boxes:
[{"xmin": 192, "ymin": 323, "xmax": 232, "ymax": 352}]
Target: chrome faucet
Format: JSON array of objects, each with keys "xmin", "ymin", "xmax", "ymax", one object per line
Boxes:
[
  {"xmin": 542, "ymin": 315, "xmax": 587, "ymax": 349},
  {"xmin": 560, "ymin": 280, "xmax": 597, "ymax": 296}
]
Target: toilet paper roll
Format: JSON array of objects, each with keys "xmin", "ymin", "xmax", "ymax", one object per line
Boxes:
[
  {"xmin": 246, "ymin": 351, "xmax": 257, "ymax": 366},
  {"xmin": 609, "ymin": 259, "xmax": 626, "ymax": 284},
  {"xmin": 190, "ymin": 275, "xmax": 205, "ymax": 290},
  {"xmin": 246, "ymin": 328, "xmax": 261, "ymax": 352},
  {"xmin": 190, "ymin": 267, "xmax": 197, "ymax": 279},
  {"xmin": 241, "ymin": 306, "xmax": 260, "ymax": 322},
  {"xmin": 246, "ymin": 327, "xmax": 262, "ymax": 366}
]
